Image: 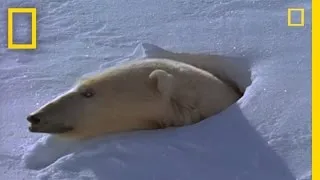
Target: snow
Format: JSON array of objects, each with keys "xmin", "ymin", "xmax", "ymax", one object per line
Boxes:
[{"xmin": 0, "ymin": 0, "xmax": 310, "ymax": 179}]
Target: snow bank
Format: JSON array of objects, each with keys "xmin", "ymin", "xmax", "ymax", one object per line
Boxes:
[{"xmin": 0, "ymin": 0, "xmax": 310, "ymax": 179}]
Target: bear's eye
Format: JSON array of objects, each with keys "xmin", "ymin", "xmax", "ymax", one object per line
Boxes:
[{"xmin": 81, "ymin": 89, "xmax": 95, "ymax": 98}]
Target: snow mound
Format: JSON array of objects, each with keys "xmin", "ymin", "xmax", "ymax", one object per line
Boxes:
[
  {"xmin": 0, "ymin": 0, "xmax": 310, "ymax": 179},
  {"xmin": 22, "ymin": 44, "xmax": 295, "ymax": 180}
]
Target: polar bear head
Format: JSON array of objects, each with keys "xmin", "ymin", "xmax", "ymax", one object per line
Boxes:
[
  {"xmin": 26, "ymin": 67, "xmax": 173, "ymax": 139},
  {"xmin": 26, "ymin": 76, "xmax": 119, "ymax": 138}
]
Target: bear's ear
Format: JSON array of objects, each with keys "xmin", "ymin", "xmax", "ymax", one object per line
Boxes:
[{"xmin": 148, "ymin": 69, "xmax": 174, "ymax": 98}]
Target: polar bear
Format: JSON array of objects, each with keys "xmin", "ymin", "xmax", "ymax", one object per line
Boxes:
[{"xmin": 26, "ymin": 58, "xmax": 241, "ymax": 139}]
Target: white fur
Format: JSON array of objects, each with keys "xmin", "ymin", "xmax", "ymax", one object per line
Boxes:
[{"xmin": 27, "ymin": 58, "xmax": 241, "ymax": 139}]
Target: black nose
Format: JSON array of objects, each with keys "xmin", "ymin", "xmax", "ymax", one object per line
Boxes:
[{"xmin": 27, "ymin": 114, "xmax": 41, "ymax": 124}]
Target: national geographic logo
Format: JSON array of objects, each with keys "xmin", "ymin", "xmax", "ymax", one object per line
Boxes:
[
  {"xmin": 287, "ymin": 8, "xmax": 305, "ymax": 27},
  {"xmin": 7, "ymin": 8, "xmax": 37, "ymax": 50}
]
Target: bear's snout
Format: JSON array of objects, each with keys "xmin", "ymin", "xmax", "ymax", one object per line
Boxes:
[{"xmin": 27, "ymin": 114, "xmax": 41, "ymax": 125}]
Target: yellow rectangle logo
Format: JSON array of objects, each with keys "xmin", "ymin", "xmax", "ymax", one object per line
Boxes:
[
  {"xmin": 288, "ymin": 8, "xmax": 305, "ymax": 27},
  {"xmin": 7, "ymin": 8, "xmax": 37, "ymax": 49}
]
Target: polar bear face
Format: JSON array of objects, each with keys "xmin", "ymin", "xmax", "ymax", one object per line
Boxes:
[
  {"xmin": 26, "ymin": 77, "xmax": 130, "ymax": 138},
  {"xmin": 26, "ymin": 71, "xmax": 163, "ymax": 139}
]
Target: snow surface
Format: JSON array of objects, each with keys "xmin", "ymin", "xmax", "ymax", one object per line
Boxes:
[{"xmin": 0, "ymin": 0, "xmax": 311, "ymax": 179}]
